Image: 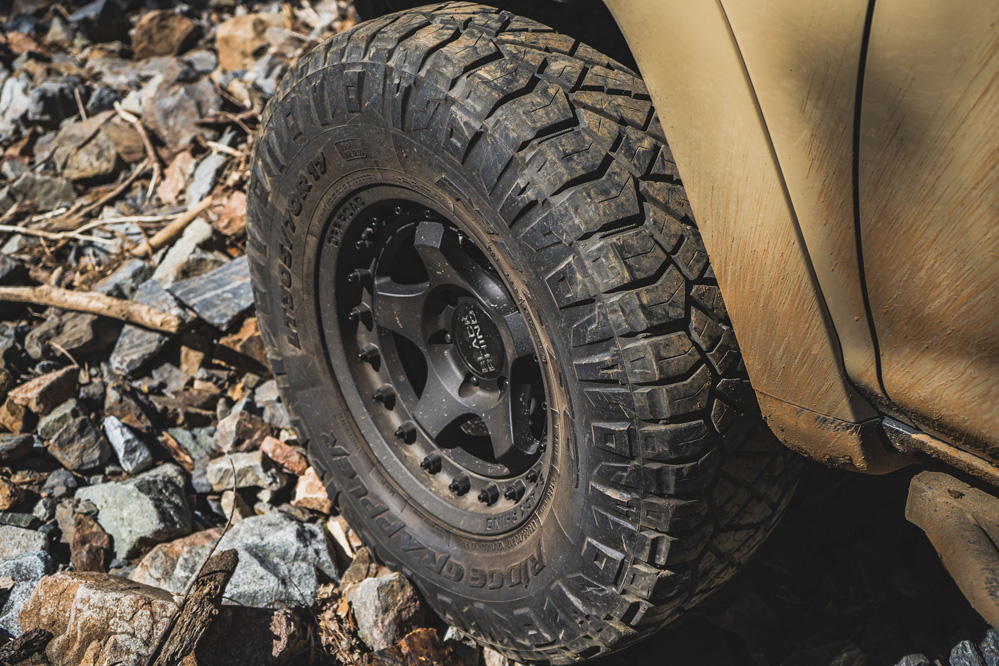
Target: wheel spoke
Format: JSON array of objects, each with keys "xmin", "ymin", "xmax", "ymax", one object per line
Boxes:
[
  {"xmin": 414, "ymin": 222, "xmax": 512, "ymax": 312},
  {"xmin": 372, "ymin": 276, "xmax": 429, "ymax": 343},
  {"xmin": 502, "ymin": 310, "xmax": 534, "ymax": 362},
  {"xmin": 480, "ymin": 383, "xmax": 535, "ymax": 461},
  {"xmin": 413, "ymin": 365, "xmax": 470, "ymax": 439}
]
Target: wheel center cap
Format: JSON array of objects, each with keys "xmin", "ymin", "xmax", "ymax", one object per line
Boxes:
[{"xmin": 452, "ymin": 303, "xmax": 504, "ymax": 379}]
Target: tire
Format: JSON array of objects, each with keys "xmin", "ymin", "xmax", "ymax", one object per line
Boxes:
[{"xmin": 246, "ymin": 3, "xmax": 799, "ymax": 663}]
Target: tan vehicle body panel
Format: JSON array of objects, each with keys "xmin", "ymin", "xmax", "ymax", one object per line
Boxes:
[
  {"xmin": 604, "ymin": 0, "xmax": 999, "ymax": 472},
  {"xmin": 860, "ymin": 0, "xmax": 999, "ymax": 462}
]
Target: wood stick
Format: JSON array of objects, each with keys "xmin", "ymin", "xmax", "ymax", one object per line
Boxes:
[
  {"xmin": 0, "ymin": 285, "xmax": 183, "ymax": 333},
  {"xmin": 0, "ymin": 628, "xmax": 53, "ymax": 663},
  {"xmin": 130, "ymin": 196, "xmax": 213, "ymax": 257},
  {"xmin": 147, "ymin": 549, "xmax": 239, "ymax": 666},
  {"xmin": 0, "ymin": 224, "xmax": 118, "ymax": 246}
]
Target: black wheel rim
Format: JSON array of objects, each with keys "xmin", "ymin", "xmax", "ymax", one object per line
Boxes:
[{"xmin": 318, "ymin": 188, "xmax": 551, "ymax": 533}]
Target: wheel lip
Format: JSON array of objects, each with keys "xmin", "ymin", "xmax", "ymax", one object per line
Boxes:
[{"xmin": 315, "ymin": 180, "xmax": 557, "ymax": 537}]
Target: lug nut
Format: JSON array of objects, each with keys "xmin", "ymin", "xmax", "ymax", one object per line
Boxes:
[
  {"xmin": 347, "ymin": 268, "xmax": 372, "ymax": 284},
  {"xmin": 348, "ymin": 303, "xmax": 371, "ymax": 323},
  {"xmin": 355, "ymin": 239, "xmax": 372, "ymax": 250},
  {"xmin": 420, "ymin": 454, "xmax": 442, "ymax": 474},
  {"xmin": 504, "ymin": 480, "xmax": 525, "ymax": 502},
  {"xmin": 357, "ymin": 344, "xmax": 379, "ymax": 364},
  {"xmin": 449, "ymin": 475, "xmax": 470, "ymax": 495},
  {"xmin": 360, "ymin": 228, "xmax": 374, "ymax": 240},
  {"xmin": 469, "ymin": 376, "xmax": 479, "ymax": 387},
  {"xmin": 394, "ymin": 421, "xmax": 416, "ymax": 443},
  {"xmin": 477, "ymin": 484, "xmax": 499, "ymax": 505},
  {"xmin": 373, "ymin": 385, "xmax": 395, "ymax": 407},
  {"xmin": 442, "ymin": 331, "xmax": 453, "ymax": 344},
  {"xmin": 525, "ymin": 469, "xmax": 539, "ymax": 483}
]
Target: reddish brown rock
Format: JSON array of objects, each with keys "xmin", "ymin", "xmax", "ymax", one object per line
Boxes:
[
  {"xmin": 215, "ymin": 190, "xmax": 246, "ymax": 237},
  {"xmin": 260, "ymin": 436, "xmax": 307, "ymax": 476},
  {"xmin": 291, "ymin": 467, "xmax": 332, "ymax": 514},
  {"xmin": 366, "ymin": 628, "xmax": 465, "ymax": 666},
  {"xmin": 0, "ymin": 398, "xmax": 33, "ymax": 434},
  {"xmin": 7, "ymin": 366, "xmax": 77, "ymax": 416},
  {"xmin": 216, "ymin": 317, "xmax": 269, "ymax": 373},
  {"xmin": 70, "ymin": 514, "xmax": 112, "ymax": 573},
  {"xmin": 215, "ymin": 13, "xmax": 290, "ymax": 72},
  {"xmin": 132, "ymin": 10, "xmax": 196, "ymax": 59},
  {"xmin": 130, "ymin": 527, "xmax": 223, "ymax": 593},
  {"xmin": 157, "ymin": 150, "xmax": 194, "ymax": 205},
  {"xmin": 0, "ymin": 476, "xmax": 26, "ymax": 510},
  {"xmin": 18, "ymin": 572, "xmax": 177, "ymax": 666},
  {"xmin": 213, "ymin": 410, "xmax": 274, "ymax": 454}
]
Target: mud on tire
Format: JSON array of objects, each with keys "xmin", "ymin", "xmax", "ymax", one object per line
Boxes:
[{"xmin": 246, "ymin": 3, "xmax": 799, "ymax": 663}]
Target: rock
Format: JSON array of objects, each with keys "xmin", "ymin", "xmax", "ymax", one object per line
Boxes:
[
  {"xmin": 132, "ymin": 10, "xmax": 197, "ymax": 59},
  {"xmin": 103, "ymin": 382, "xmax": 153, "ymax": 432},
  {"xmin": 75, "ymin": 464, "xmax": 191, "ymax": 559},
  {"xmin": 981, "ymin": 629, "xmax": 999, "ymax": 666},
  {"xmin": 166, "ymin": 426, "xmax": 214, "ymax": 461},
  {"xmin": 185, "ymin": 129, "xmax": 235, "ymax": 205},
  {"xmin": 41, "ymin": 469, "xmax": 77, "ymax": 499},
  {"xmin": 39, "ymin": 111, "xmax": 123, "ymax": 182},
  {"xmin": 37, "ymin": 399, "xmax": 84, "ymax": 441},
  {"xmin": 27, "ymin": 78, "xmax": 86, "ymax": 129},
  {"xmin": 0, "ymin": 525, "xmax": 48, "ymax": 561},
  {"xmin": 129, "ymin": 526, "xmax": 222, "ymax": 593},
  {"xmin": 68, "ymin": 0, "xmax": 129, "ymax": 43},
  {"xmin": 109, "ymin": 279, "xmax": 189, "ymax": 375},
  {"xmin": 260, "ymin": 436, "xmax": 307, "ymax": 475},
  {"xmin": 213, "ymin": 408, "xmax": 274, "ymax": 453},
  {"xmin": 94, "ymin": 259, "xmax": 152, "ymax": 300},
  {"xmin": 143, "ymin": 59, "xmax": 221, "ymax": 148},
  {"xmin": 220, "ymin": 489, "xmax": 253, "ymax": 524},
  {"xmin": 0, "ymin": 551, "xmax": 52, "ymax": 637},
  {"xmin": 895, "ymin": 657, "xmax": 932, "ymax": 666},
  {"xmin": 951, "ymin": 641, "xmax": 987, "ymax": 666},
  {"xmin": 70, "ymin": 513, "xmax": 111, "ymax": 572},
  {"xmin": 0, "ymin": 512, "xmax": 36, "ymax": 528},
  {"xmin": 346, "ymin": 571, "xmax": 424, "ymax": 652},
  {"xmin": 85, "ymin": 86, "xmax": 119, "ymax": 115},
  {"xmin": 169, "ymin": 255, "xmax": 253, "ymax": 330},
  {"xmin": 340, "ymin": 547, "xmax": 386, "ymax": 592},
  {"xmin": 0, "ymin": 76, "xmax": 30, "ymax": 143},
  {"xmin": 216, "ymin": 190, "xmax": 246, "ymax": 237},
  {"xmin": 47, "ymin": 417, "xmax": 111, "ymax": 472},
  {"xmin": 483, "ymin": 647, "xmax": 513, "ymax": 666},
  {"xmin": 195, "ymin": 606, "xmax": 303, "ymax": 666},
  {"xmin": 150, "ymin": 218, "xmax": 219, "ymax": 285},
  {"xmin": 292, "ymin": 467, "xmax": 331, "ymax": 513},
  {"xmin": 217, "ymin": 316, "xmax": 270, "ymax": 372},
  {"xmin": 212, "ymin": 511, "xmax": 338, "ymax": 607},
  {"xmin": 0, "ymin": 434, "xmax": 34, "ymax": 462},
  {"xmin": 444, "ymin": 626, "xmax": 482, "ymax": 666},
  {"xmin": 5, "ymin": 170, "xmax": 76, "ymax": 213},
  {"xmin": 157, "ymin": 150, "xmax": 195, "ymax": 206},
  {"xmin": 206, "ymin": 450, "xmax": 286, "ymax": 491},
  {"xmin": 24, "ymin": 311, "xmax": 115, "ymax": 361},
  {"xmin": 102, "ymin": 416, "xmax": 153, "ymax": 474},
  {"xmin": 0, "ymin": 476, "xmax": 26, "ymax": 511},
  {"xmin": 369, "ymin": 628, "xmax": 465, "ymax": 666},
  {"xmin": 18, "ymin": 572, "xmax": 175, "ymax": 664},
  {"xmin": 33, "ymin": 497, "xmax": 56, "ymax": 522},
  {"xmin": 0, "ymin": 254, "xmax": 26, "ymax": 285},
  {"xmin": 0, "ymin": 398, "xmax": 33, "ymax": 434},
  {"xmin": 7, "ymin": 366, "xmax": 77, "ymax": 416},
  {"xmin": 216, "ymin": 12, "xmax": 291, "ymax": 72}
]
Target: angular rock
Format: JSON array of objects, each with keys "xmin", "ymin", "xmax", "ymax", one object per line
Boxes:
[
  {"xmin": 68, "ymin": 0, "xmax": 129, "ymax": 43},
  {"xmin": 217, "ymin": 316, "xmax": 269, "ymax": 373},
  {"xmin": 216, "ymin": 190, "xmax": 246, "ymax": 237},
  {"xmin": 41, "ymin": 469, "xmax": 77, "ymax": 499},
  {"xmin": 69, "ymin": 512, "xmax": 112, "ymax": 573},
  {"xmin": 0, "ymin": 476, "xmax": 26, "ymax": 511},
  {"xmin": 109, "ymin": 280, "xmax": 188, "ymax": 375},
  {"xmin": 220, "ymin": 489, "xmax": 252, "ymax": 524},
  {"xmin": 369, "ymin": 628, "xmax": 465, "ymax": 666},
  {"xmin": 0, "ymin": 434, "xmax": 34, "ymax": 462},
  {"xmin": 981, "ymin": 629, "xmax": 999, "ymax": 666},
  {"xmin": 150, "ymin": 218, "xmax": 219, "ymax": 285},
  {"xmin": 157, "ymin": 150, "xmax": 195, "ymax": 205},
  {"xmin": 192, "ymin": 606, "xmax": 302, "ymax": 666},
  {"xmin": 143, "ymin": 60, "xmax": 221, "ymax": 148},
  {"xmin": 27, "ymin": 78, "xmax": 86, "ymax": 129},
  {"xmin": 0, "ymin": 76, "xmax": 31, "ymax": 143},
  {"xmin": 7, "ymin": 366, "xmax": 77, "ymax": 416},
  {"xmin": 0, "ymin": 512, "xmax": 36, "ymax": 528},
  {"xmin": 24, "ymin": 311, "xmax": 115, "ymax": 361},
  {"xmin": 85, "ymin": 86, "xmax": 119, "ymax": 115},
  {"xmin": 260, "ymin": 435, "xmax": 307, "ymax": 476},
  {"xmin": 166, "ymin": 426, "xmax": 214, "ymax": 461},
  {"xmin": 444, "ymin": 626, "xmax": 482, "ymax": 666},
  {"xmin": 18, "ymin": 572, "xmax": 175, "ymax": 664},
  {"xmin": 169, "ymin": 255, "xmax": 253, "ymax": 330},
  {"xmin": 951, "ymin": 641, "xmax": 987, "ymax": 666},
  {"xmin": 185, "ymin": 129, "xmax": 235, "ymax": 205},
  {"xmin": 0, "ymin": 551, "xmax": 52, "ymax": 637},
  {"xmin": 94, "ymin": 259, "xmax": 152, "ymax": 300},
  {"xmin": 47, "ymin": 417, "xmax": 111, "ymax": 472},
  {"xmin": 75, "ymin": 464, "xmax": 191, "ymax": 559},
  {"xmin": 292, "ymin": 467, "xmax": 331, "ymax": 514},
  {"xmin": 213, "ymin": 408, "xmax": 273, "ymax": 454},
  {"xmin": 132, "ymin": 10, "xmax": 197, "ymax": 59},
  {"xmin": 0, "ymin": 254, "xmax": 26, "ymax": 285},
  {"xmin": 216, "ymin": 12, "xmax": 291, "ymax": 72},
  {"xmin": 5, "ymin": 170, "xmax": 76, "ymax": 214},
  {"xmin": 129, "ymin": 526, "xmax": 223, "ymax": 593},
  {"xmin": 37, "ymin": 399, "xmax": 84, "ymax": 441},
  {"xmin": 103, "ymin": 382, "xmax": 153, "ymax": 432},
  {"xmin": 102, "ymin": 416, "xmax": 153, "ymax": 474},
  {"xmin": 33, "ymin": 497, "xmax": 56, "ymax": 522},
  {"xmin": 0, "ymin": 525, "xmax": 48, "ymax": 561},
  {"xmin": 0, "ymin": 398, "xmax": 33, "ymax": 434},
  {"xmin": 206, "ymin": 450, "xmax": 286, "ymax": 491},
  {"xmin": 346, "ymin": 571, "xmax": 424, "ymax": 652}
]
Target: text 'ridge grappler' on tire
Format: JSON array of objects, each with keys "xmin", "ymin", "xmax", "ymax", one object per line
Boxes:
[{"xmin": 247, "ymin": 3, "xmax": 799, "ymax": 663}]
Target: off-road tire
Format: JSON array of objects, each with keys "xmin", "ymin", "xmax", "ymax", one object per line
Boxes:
[{"xmin": 247, "ymin": 3, "xmax": 799, "ymax": 663}]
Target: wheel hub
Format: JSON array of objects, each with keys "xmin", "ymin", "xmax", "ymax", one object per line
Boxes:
[{"xmin": 452, "ymin": 302, "xmax": 504, "ymax": 380}]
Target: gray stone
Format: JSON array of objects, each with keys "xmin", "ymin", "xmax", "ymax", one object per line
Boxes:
[
  {"xmin": 151, "ymin": 363, "xmax": 189, "ymax": 394},
  {"xmin": 185, "ymin": 129, "xmax": 235, "ymax": 205},
  {"xmin": 103, "ymin": 416, "xmax": 154, "ymax": 474},
  {"xmin": 48, "ymin": 417, "xmax": 112, "ymax": 472},
  {"xmin": 0, "ymin": 75, "xmax": 30, "ymax": 143},
  {"xmin": 7, "ymin": 171, "xmax": 76, "ymax": 214},
  {"xmin": 0, "ymin": 434, "xmax": 34, "ymax": 462},
  {"xmin": 981, "ymin": 629, "xmax": 999, "ymax": 666},
  {"xmin": 0, "ymin": 551, "xmax": 52, "ymax": 637},
  {"xmin": 896, "ymin": 656, "xmax": 932, "ymax": 666},
  {"xmin": 0, "ymin": 525, "xmax": 48, "ymax": 561},
  {"xmin": 27, "ymin": 78, "xmax": 86, "ymax": 128},
  {"xmin": 212, "ymin": 511, "xmax": 339, "ymax": 608},
  {"xmin": 129, "ymin": 527, "xmax": 223, "ymax": 593},
  {"xmin": 444, "ymin": 626, "xmax": 481, "ymax": 666},
  {"xmin": 143, "ymin": 60, "xmax": 221, "ymax": 147},
  {"xmin": 255, "ymin": 379, "xmax": 291, "ymax": 429},
  {"xmin": 109, "ymin": 279, "xmax": 189, "ymax": 375},
  {"xmin": 68, "ymin": 0, "xmax": 129, "ymax": 42},
  {"xmin": 24, "ymin": 311, "xmax": 113, "ymax": 361},
  {"xmin": 168, "ymin": 255, "xmax": 253, "ymax": 330},
  {"xmin": 42, "ymin": 468, "xmax": 78, "ymax": 499},
  {"xmin": 95, "ymin": 258, "xmax": 152, "ymax": 299},
  {"xmin": 32, "ymin": 497, "xmax": 56, "ymax": 522},
  {"xmin": 150, "ymin": 219, "xmax": 218, "ymax": 286},
  {"xmin": 37, "ymin": 398, "xmax": 85, "ymax": 441},
  {"xmin": 951, "ymin": 641, "xmax": 987, "ymax": 666},
  {"xmin": 345, "ymin": 571, "xmax": 424, "ymax": 652},
  {"xmin": 167, "ymin": 426, "xmax": 214, "ymax": 461},
  {"xmin": 206, "ymin": 450, "xmax": 286, "ymax": 491},
  {"xmin": 0, "ymin": 254, "xmax": 25, "ymax": 284},
  {"xmin": 0, "ymin": 512, "xmax": 36, "ymax": 528},
  {"xmin": 75, "ymin": 464, "xmax": 191, "ymax": 559}
]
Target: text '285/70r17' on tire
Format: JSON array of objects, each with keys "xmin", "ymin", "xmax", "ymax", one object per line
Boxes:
[{"xmin": 246, "ymin": 3, "xmax": 800, "ymax": 663}]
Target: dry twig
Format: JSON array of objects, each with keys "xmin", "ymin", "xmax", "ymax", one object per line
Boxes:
[
  {"xmin": 0, "ymin": 285, "xmax": 183, "ymax": 333},
  {"xmin": 130, "ymin": 196, "xmax": 213, "ymax": 258}
]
